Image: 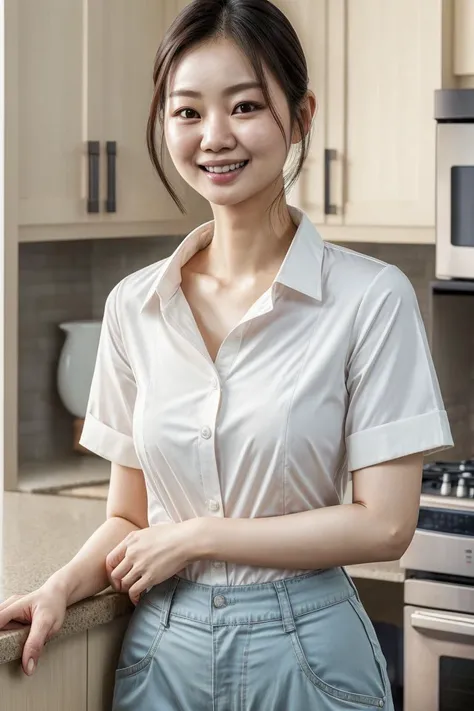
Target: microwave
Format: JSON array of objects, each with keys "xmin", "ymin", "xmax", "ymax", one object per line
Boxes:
[{"xmin": 435, "ymin": 89, "xmax": 474, "ymax": 281}]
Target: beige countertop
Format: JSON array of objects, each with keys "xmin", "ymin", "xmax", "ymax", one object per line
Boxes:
[
  {"xmin": 0, "ymin": 490, "xmax": 404, "ymax": 665},
  {"xmin": 0, "ymin": 492, "xmax": 133, "ymax": 665}
]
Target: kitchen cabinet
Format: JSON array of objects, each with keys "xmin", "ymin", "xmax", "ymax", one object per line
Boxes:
[
  {"xmin": 12, "ymin": 0, "xmax": 453, "ymax": 244},
  {"xmin": 87, "ymin": 615, "xmax": 131, "ymax": 711},
  {"xmin": 342, "ymin": 0, "xmax": 442, "ymax": 229},
  {"xmin": 273, "ymin": 0, "xmax": 328, "ymax": 226},
  {"xmin": 276, "ymin": 0, "xmax": 451, "ymax": 243},
  {"xmin": 0, "ymin": 615, "xmax": 131, "ymax": 711},
  {"xmin": 453, "ymin": 0, "xmax": 474, "ymax": 77},
  {"xmin": 0, "ymin": 631, "xmax": 88, "ymax": 711},
  {"xmin": 16, "ymin": 0, "xmax": 209, "ymax": 242}
]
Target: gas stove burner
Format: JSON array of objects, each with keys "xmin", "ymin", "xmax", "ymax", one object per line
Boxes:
[
  {"xmin": 422, "ymin": 460, "xmax": 474, "ymax": 499},
  {"xmin": 423, "ymin": 460, "xmax": 474, "ymax": 476}
]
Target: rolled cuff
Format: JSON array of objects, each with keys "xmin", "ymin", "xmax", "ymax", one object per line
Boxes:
[
  {"xmin": 346, "ymin": 409, "xmax": 454, "ymax": 472},
  {"xmin": 79, "ymin": 413, "xmax": 142, "ymax": 469}
]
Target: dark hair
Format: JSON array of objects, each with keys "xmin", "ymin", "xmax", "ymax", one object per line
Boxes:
[{"xmin": 146, "ymin": 0, "xmax": 313, "ymax": 214}]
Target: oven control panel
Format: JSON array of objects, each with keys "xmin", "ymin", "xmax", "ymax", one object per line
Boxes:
[{"xmin": 418, "ymin": 507, "xmax": 474, "ymax": 537}]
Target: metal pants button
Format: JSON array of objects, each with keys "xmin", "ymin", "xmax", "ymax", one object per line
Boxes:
[{"xmin": 213, "ymin": 594, "xmax": 227, "ymax": 608}]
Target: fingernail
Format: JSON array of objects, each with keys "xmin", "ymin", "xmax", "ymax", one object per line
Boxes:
[{"xmin": 27, "ymin": 658, "xmax": 35, "ymax": 674}]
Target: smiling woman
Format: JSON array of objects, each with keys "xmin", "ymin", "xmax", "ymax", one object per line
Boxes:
[
  {"xmin": 146, "ymin": 0, "xmax": 315, "ymax": 215},
  {"xmin": 0, "ymin": 1, "xmax": 453, "ymax": 710}
]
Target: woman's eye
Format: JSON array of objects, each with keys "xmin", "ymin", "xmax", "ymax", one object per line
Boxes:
[
  {"xmin": 177, "ymin": 108, "xmax": 199, "ymax": 119},
  {"xmin": 234, "ymin": 102, "xmax": 261, "ymax": 114}
]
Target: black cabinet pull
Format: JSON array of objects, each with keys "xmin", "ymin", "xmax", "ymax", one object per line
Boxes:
[
  {"xmin": 106, "ymin": 141, "xmax": 117, "ymax": 213},
  {"xmin": 324, "ymin": 148, "xmax": 337, "ymax": 215},
  {"xmin": 87, "ymin": 141, "xmax": 100, "ymax": 213}
]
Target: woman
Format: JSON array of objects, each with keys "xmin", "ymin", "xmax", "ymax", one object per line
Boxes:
[{"xmin": 0, "ymin": 1, "xmax": 453, "ymax": 709}]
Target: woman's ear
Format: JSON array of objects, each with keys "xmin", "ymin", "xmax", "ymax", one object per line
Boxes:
[{"xmin": 291, "ymin": 91, "xmax": 318, "ymax": 144}]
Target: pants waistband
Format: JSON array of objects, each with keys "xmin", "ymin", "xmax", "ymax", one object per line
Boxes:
[{"xmin": 143, "ymin": 567, "xmax": 359, "ymax": 629}]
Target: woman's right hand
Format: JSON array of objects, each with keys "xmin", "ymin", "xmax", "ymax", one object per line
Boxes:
[{"xmin": 0, "ymin": 579, "xmax": 69, "ymax": 676}]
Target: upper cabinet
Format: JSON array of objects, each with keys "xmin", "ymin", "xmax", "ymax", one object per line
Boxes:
[
  {"xmin": 343, "ymin": 0, "xmax": 442, "ymax": 228},
  {"xmin": 276, "ymin": 0, "xmax": 449, "ymax": 242},
  {"xmin": 453, "ymin": 0, "xmax": 474, "ymax": 77},
  {"xmin": 12, "ymin": 0, "xmax": 456, "ymax": 243},
  {"xmin": 16, "ymin": 0, "xmax": 209, "ymax": 242}
]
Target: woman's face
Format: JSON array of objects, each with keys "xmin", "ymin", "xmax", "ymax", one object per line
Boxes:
[{"xmin": 164, "ymin": 38, "xmax": 294, "ymax": 208}]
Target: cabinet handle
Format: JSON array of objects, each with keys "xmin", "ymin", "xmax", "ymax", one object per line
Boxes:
[
  {"xmin": 87, "ymin": 141, "xmax": 100, "ymax": 213},
  {"xmin": 106, "ymin": 141, "xmax": 117, "ymax": 213},
  {"xmin": 324, "ymin": 148, "xmax": 337, "ymax": 215}
]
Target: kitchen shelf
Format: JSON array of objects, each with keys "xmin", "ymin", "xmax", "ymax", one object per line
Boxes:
[{"xmin": 17, "ymin": 455, "xmax": 110, "ymax": 493}]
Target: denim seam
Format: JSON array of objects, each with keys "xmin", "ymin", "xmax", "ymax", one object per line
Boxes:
[
  {"xmin": 348, "ymin": 596, "xmax": 388, "ymax": 700},
  {"xmin": 240, "ymin": 624, "xmax": 252, "ymax": 711},
  {"xmin": 211, "ymin": 625, "xmax": 220, "ymax": 711}
]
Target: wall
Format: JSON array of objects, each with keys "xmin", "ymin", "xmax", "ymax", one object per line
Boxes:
[{"xmin": 18, "ymin": 237, "xmax": 473, "ymax": 465}]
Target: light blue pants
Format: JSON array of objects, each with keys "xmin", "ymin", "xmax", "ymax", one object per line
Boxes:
[{"xmin": 112, "ymin": 566, "xmax": 393, "ymax": 710}]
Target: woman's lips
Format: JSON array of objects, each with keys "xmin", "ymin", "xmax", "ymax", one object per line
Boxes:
[{"xmin": 200, "ymin": 161, "xmax": 249, "ymax": 184}]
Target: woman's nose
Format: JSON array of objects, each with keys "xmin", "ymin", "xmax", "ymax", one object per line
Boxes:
[{"xmin": 200, "ymin": 115, "xmax": 236, "ymax": 153}]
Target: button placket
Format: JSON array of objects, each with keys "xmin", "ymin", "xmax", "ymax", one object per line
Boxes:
[{"xmin": 198, "ymin": 367, "xmax": 227, "ymax": 584}]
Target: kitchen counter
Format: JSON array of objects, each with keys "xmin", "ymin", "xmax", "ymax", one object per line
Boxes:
[
  {"xmin": 345, "ymin": 559, "xmax": 405, "ymax": 583},
  {"xmin": 0, "ymin": 491, "xmax": 404, "ymax": 665},
  {"xmin": 0, "ymin": 492, "xmax": 133, "ymax": 665}
]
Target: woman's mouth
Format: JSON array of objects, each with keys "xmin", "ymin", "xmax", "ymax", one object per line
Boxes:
[{"xmin": 199, "ymin": 160, "xmax": 249, "ymax": 184}]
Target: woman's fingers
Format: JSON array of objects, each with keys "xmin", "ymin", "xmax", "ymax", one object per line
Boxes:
[
  {"xmin": 128, "ymin": 578, "xmax": 148, "ymax": 607},
  {"xmin": 117, "ymin": 567, "xmax": 141, "ymax": 593},
  {"xmin": 21, "ymin": 613, "xmax": 55, "ymax": 676},
  {"xmin": 0, "ymin": 599, "xmax": 30, "ymax": 629},
  {"xmin": 108, "ymin": 558, "xmax": 134, "ymax": 590},
  {"xmin": 0, "ymin": 594, "xmax": 24, "ymax": 615}
]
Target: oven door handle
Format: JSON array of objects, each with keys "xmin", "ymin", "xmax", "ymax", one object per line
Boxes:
[{"xmin": 411, "ymin": 610, "xmax": 474, "ymax": 637}]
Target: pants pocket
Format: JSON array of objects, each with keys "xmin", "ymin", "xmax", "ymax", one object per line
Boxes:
[
  {"xmin": 115, "ymin": 598, "xmax": 165, "ymax": 679},
  {"xmin": 289, "ymin": 594, "xmax": 387, "ymax": 708}
]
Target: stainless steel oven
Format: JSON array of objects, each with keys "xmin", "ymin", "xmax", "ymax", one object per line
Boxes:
[
  {"xmin": 401, "ymin": 460, "xmax": 474, "ymax": 710},
  {"xmin": 435, "ymin": 89, "xmax": 474, "ymax": 281}
]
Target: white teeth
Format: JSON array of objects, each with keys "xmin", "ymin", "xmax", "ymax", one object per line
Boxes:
[{"xmin": 204, "ymin": 161, "xmax": 246, "ymax": 174}]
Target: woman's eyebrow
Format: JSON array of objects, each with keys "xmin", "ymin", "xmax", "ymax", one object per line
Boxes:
[{"xmin": 168, "ymin": 81, "xmax": 262, "ymax": 99}]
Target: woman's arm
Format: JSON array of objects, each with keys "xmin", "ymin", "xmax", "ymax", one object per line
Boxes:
[
  {"xmin": 48, "ymin": 462, "xmax": 149, "ymax": 605},
  {"xmin": 192, "ymin": 452, "xmax": 423, "ymax": 570}
]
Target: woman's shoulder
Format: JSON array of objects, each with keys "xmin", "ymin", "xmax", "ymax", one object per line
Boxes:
[{"xmin": 322, "ymin": 240, "xmax": 413, "ymax": 303}]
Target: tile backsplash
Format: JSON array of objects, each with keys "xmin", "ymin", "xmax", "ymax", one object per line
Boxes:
[
  {"xmin": 19, "ymin": 235, "xmax": 183, "ymax": 464},
  {"xmin": 18, "ymin": 235, "xmax": 472, "ymax": 464}
]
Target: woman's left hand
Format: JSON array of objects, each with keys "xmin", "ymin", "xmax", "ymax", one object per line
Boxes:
[{"xmin": 105, "ymin": 520, "xmax": 198, "ymax": 605}]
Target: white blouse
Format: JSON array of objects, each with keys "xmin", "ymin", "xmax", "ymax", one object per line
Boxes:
[{"xmin": 80, "ymin": 206, "xmax": 453, "ymax": 585}]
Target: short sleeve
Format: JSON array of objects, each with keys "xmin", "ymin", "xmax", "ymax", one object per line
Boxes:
[
  {"xmin": 79, "ymin": 282, "xmax": 141, "ymax": 469},
  {"xmin": 345, "ymin": 265, "xmax": 453, "ymax": 472}
]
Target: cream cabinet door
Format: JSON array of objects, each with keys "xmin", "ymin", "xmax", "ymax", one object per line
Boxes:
[
  {"xmin": 17, "ymin": 0, "xmax": 209, "ymax": 239},
  {"xmin": 341, "ymin": 0, "xmax": 443, "ymax": 227},
  {"xmin": 88, "ymin": 0, "xmax": 203, "ymax": 226},
  {"xmin": 87, "ymin": 615, "xmax": 130, "ymax": 711},
  {"xmin": 454, "ymin": 0, "xmax": 474, "ymax": 76},
  {"xmin": 0, "ymin": 631, "xmax": 87, "ymax": 711},
  {"xmin": 18, "ymin": 0, "xmax": 88, "ymax": 227},
  {"xmin": 272, "ymin": 1, "xmax": 329, "ymax": 223}
]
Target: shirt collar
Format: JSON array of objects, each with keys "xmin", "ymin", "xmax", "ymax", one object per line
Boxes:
[{"xmin": 139, "ymin": 205, "xmax": 324, "ymax": 313}]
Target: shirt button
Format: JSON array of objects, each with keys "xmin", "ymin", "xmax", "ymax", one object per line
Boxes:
[
  {"xmin": 211, "ymin": 377, "xmax": 219, "ymax": 390},
  {"xmin": 213, "ymin": 594, "xmax": 227, "ymax": 608},
  {"xmin": 212, "ymin": 560, "xmax": 224, "ymax": 569},
  {"xmin": 201, "ymin": 426, "xmax": 212, "ymax": 439},
  {"xmin": 207, "ymin": 499, "xmax": 220, "ymax": 512}
]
